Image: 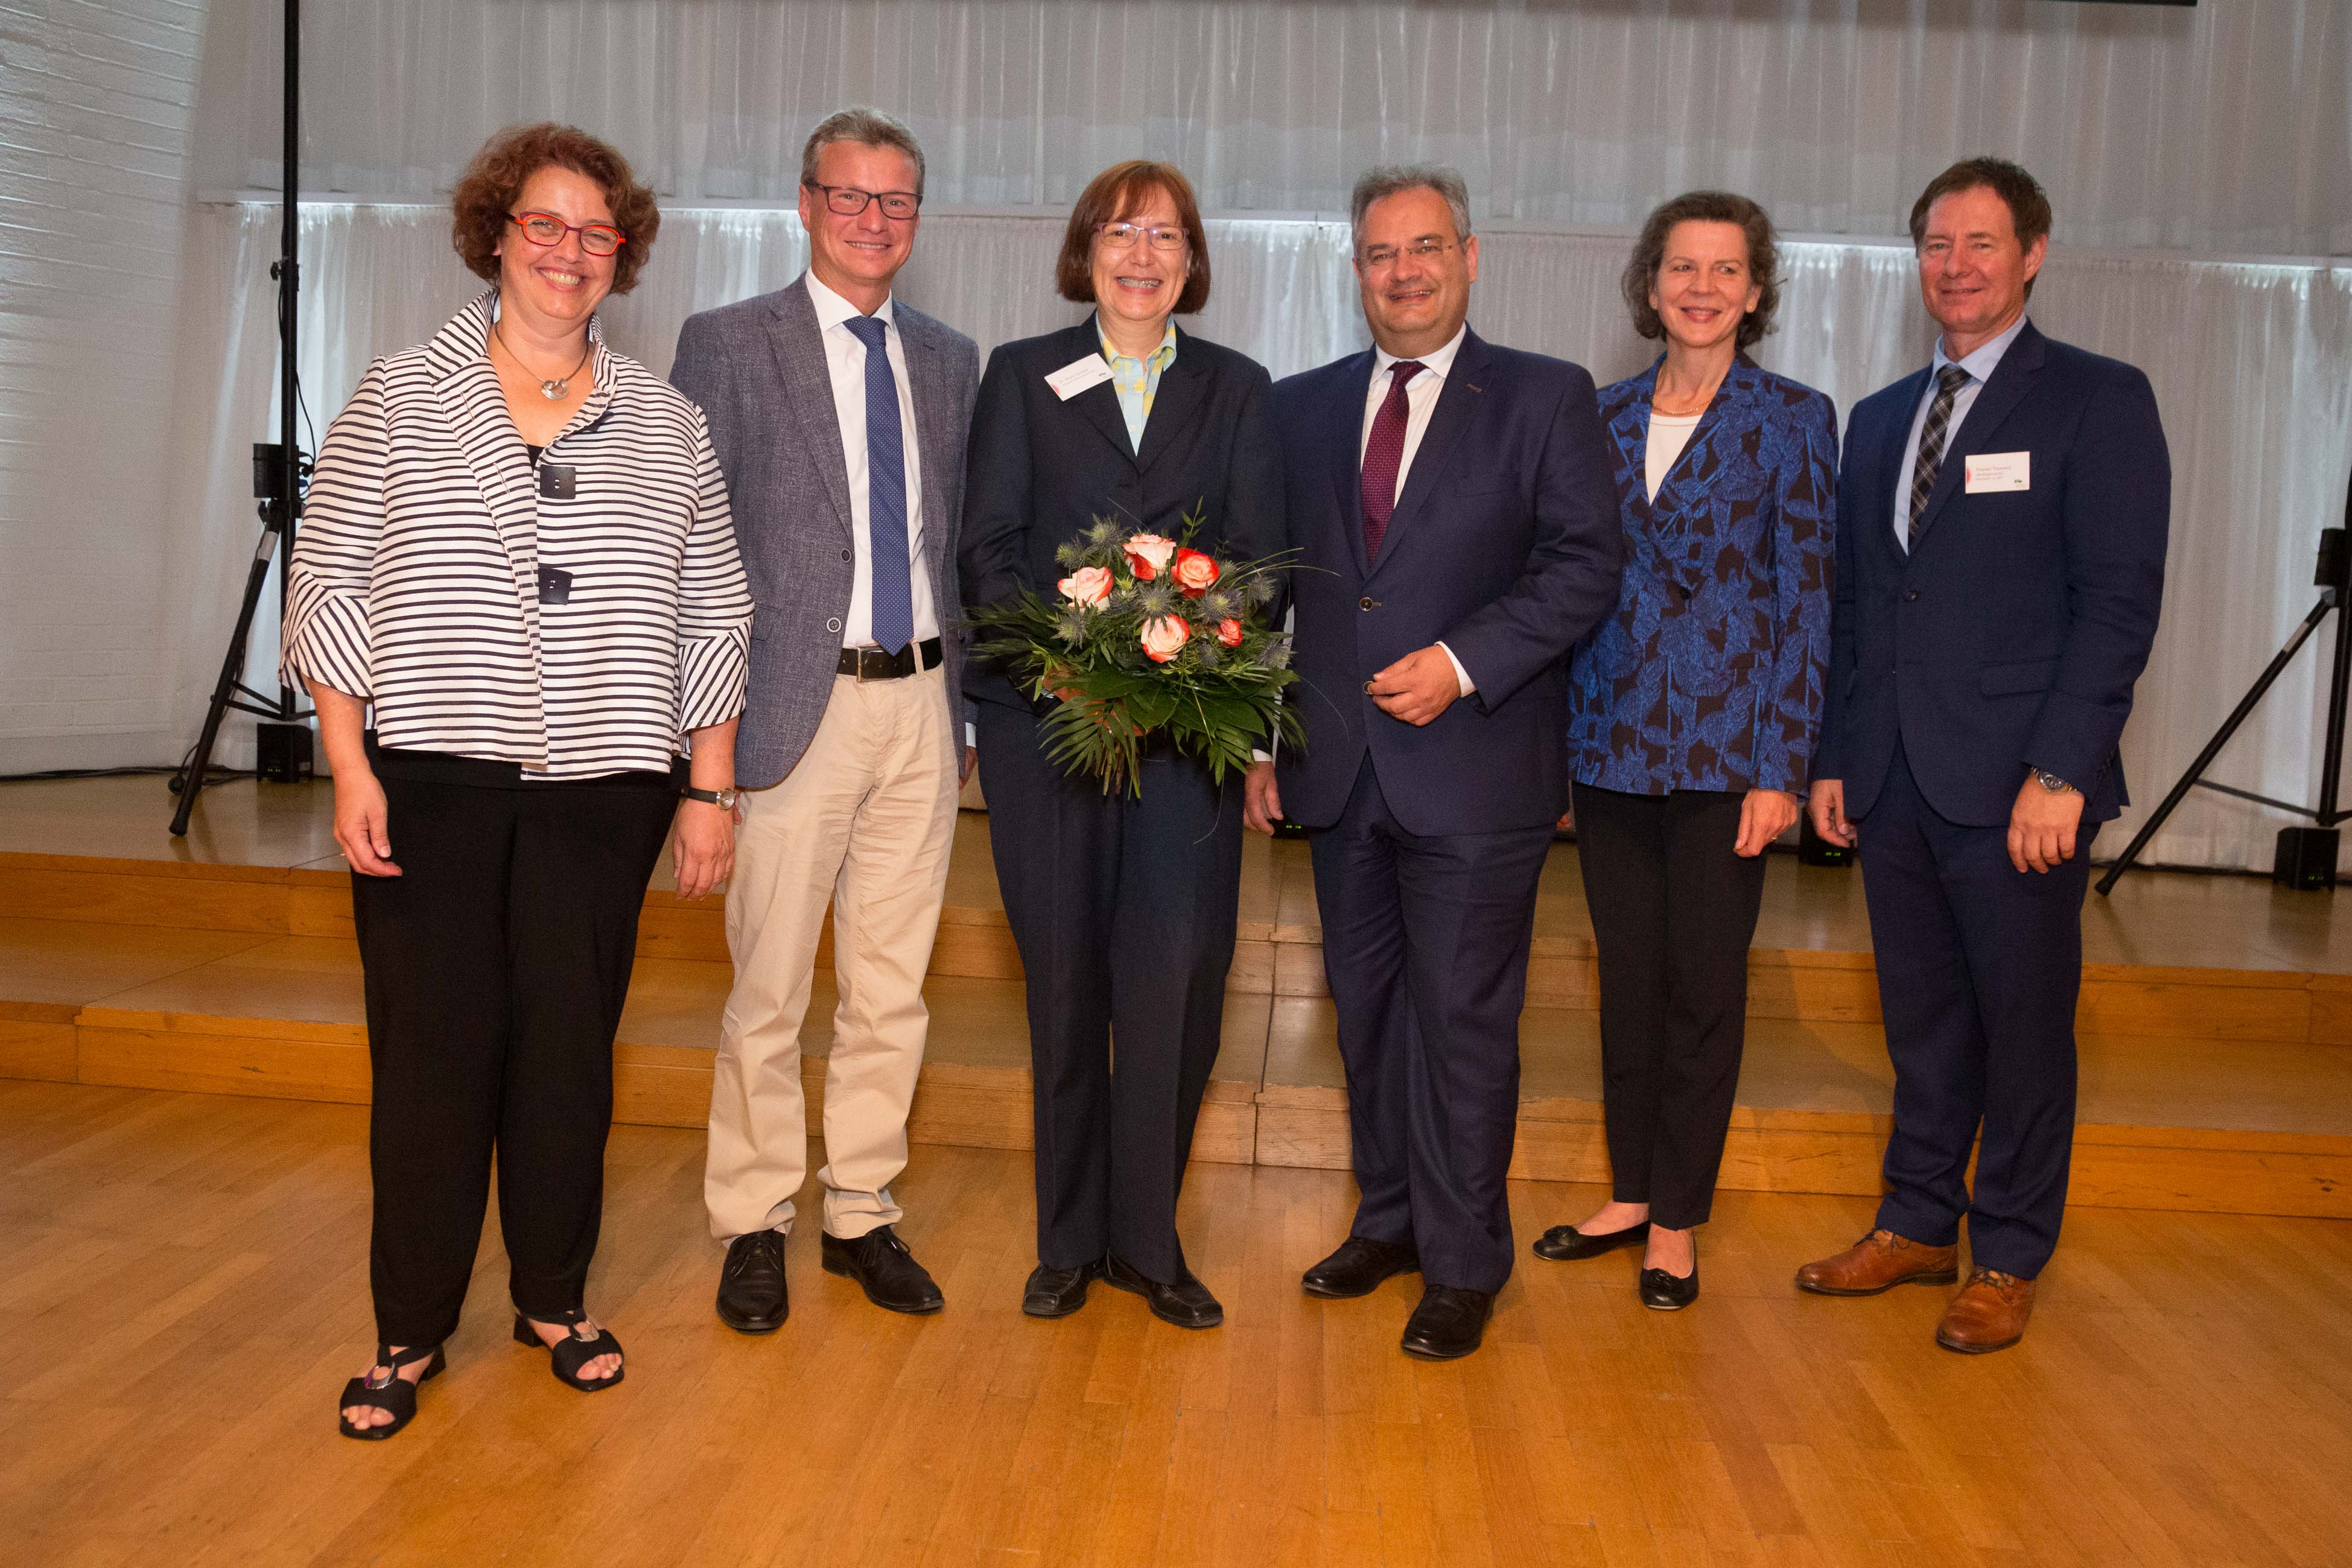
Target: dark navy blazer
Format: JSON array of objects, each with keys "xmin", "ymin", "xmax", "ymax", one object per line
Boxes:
[
  {"xmin": 1273, "ymin": 329, "xmax": 1623, "ymax": 836},
  {"xmin": 1566, "ymin": 357, "xmax": 1838, "ymax": 796},
  {"xmin": 1815, "ymin": 321, "xmax": 2170, "ymax": 827},
  {"xmin": 959, "ymin": 318, "xmax": 1287, "ymax": 712}
]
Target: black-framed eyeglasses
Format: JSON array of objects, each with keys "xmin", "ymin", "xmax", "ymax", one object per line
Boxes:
[
  {"xmin": 507, "ymin": 211, "xmax": 626, "ymax": 256},
  {"xmin": 1096, "ymin": 221, "xmax": 1187, "ymax": 253},
  {"xmin": 1358, "ymin": 238, "xmax": 1455, "ymax": 272},
  {"xmin": 806, "ymin": 182, "xmax": 921, "ymax": 220}
]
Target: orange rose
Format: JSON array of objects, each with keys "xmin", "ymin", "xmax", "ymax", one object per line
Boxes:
[
  {"xmin": 1139, "ymin": 614, "xmax": 1191, "ymax": 664},
  {"xmin": 1058, "ymin": 565, "xmax": 1113, "ymax": 607},
  {"xmin": 1171, "ymin": 548, "xmax": 1220, "ymax": 597},
  {"xmin": 1123, "ymin": 533, "xmax": 1177, "ymax": 580},
  {"xmin": 1215, "ymin": 617, "xmax": 1244, "ymax": 647}
]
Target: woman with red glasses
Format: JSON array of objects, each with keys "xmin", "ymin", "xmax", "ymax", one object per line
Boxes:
[{"xmin": 285, "ymin": 122, "xmax": 751, "ymax": 1439}]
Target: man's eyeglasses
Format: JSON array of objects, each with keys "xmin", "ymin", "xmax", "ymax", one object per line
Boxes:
[
  {"xmin": 507, "ymin": 212, "xmax": 626, "ymax": 256},
  {"xmin": 807, "ymin": 182, "xmax": 921, "ymax": 220},
  {"xmin": 1358, "ymin": 238, "xmax": 1456, "ymax": 272},
  {"xmin": 1097, "ymin": 221, "xmax": 1188, "ymax": 252}
]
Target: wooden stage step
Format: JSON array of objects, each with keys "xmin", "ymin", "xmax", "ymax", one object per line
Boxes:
[{"xmin": 2, "ymin": 915, "xmax": 2347, "ymax": 1222}]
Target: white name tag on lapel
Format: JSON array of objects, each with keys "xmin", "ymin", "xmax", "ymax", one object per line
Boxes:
[
  {"xmin": 1044, "ymin": 355, "xmax": 1114, "ymax": 401},
  {"xmin": 1965, "ymin": 452, "xmax": 2030, "ymax": 493}
]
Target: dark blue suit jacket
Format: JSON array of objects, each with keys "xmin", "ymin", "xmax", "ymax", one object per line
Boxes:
[
  {"xmin": 1274, "ymin": 329, "xmax": 1622, "ymax": 835},
  {"xmin": 1816, "ymin": 322, "xmax": 2169, "ymax": 827},
  {"xmin": 959, "ymin": 318, "xmax": 1287, "ymax": 712},
  {"xmin": 1568, "ymin": 358, "xmax": 1838, "ymax": 796}
]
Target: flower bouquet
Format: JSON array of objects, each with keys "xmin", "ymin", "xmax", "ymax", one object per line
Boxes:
[{"xmin": 965, "ymin": 508, "xmax": 1304, "ymax": 795}]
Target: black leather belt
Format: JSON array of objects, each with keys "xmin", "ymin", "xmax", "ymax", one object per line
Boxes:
[{"xmin": 836, "ymin": 637, "xmax": 942, "ymax": 681}]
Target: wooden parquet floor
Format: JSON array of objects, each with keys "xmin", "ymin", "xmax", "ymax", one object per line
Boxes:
[{"xmin": 4, "ymin": 1078, "xmax": 2350, "ymax": 1568}]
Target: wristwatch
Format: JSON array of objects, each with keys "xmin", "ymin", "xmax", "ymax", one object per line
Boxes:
[
  {"xmin": 2032, "ymin": 769, "xmax": 2075, "ymax": 795},
  {"xmin": 682, "ymin": 785, "xmax": 740, "ymax": 810}
]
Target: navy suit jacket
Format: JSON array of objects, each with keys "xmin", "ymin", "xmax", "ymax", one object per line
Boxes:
[
  {"xmin": 1816, "ymin": 321, "xmax": 2169, "ymax": 827},
  {"xmin": 1568, "ymin": 357, "xmax": 1838, "ymax": 796},
  {"xmin": 959, "ymin": 318, "xmax": 1286, "ymax": 711},
  {"xmin": 1274, "ymin": 328, "xmax": 1622, "ymax": 836}
]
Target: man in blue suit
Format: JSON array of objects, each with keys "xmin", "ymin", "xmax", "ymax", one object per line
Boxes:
[
  {"xmin": 1798, "ymin": 159, "xmax": 2169, "ymax": 1353},
  {"xmin": 1244, "ymin": 167, "xmax": 1621, "ymax": 1360}
]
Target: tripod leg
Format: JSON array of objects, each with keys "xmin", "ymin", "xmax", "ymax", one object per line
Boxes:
[
  {"xmin": 2095, "ymin": 598, "xmax": 2333, "ymax": 894},
  {"xmin": 170, "ymin": 520, "xmax": 282, "ymax": 837}
]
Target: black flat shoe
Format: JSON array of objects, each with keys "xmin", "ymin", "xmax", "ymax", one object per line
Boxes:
[
  {"xmin": 1023, "ymin": 1258, "xmax": 1104, "ymax": 1318},
  {"xmin": 1103, "ymin": 1254, "xmax": 1223, "ymax": 1329},
  {"xmin": 716, "ymin": 1229, "xmax": 788, "ymax": 1333},
  {"xmin": 337, "ymin": 1342, "xmax": 444, "ymax": 1440},
  {"xmin": 1639, "ymin": 1261, "xmax": 1699, "ymax": 1311},
  {"xmin": 1400, "ymin": 1285, "xmax": 1494, "ymax": 1360},
  {"xmin": 512, "ymin": 1309, "xmax": 625, "ymax": 1392},
  {"xmin": 1532, "ymin": 1220, "xmax": 1650, "ymax": 1262},
  {"xmin": 821, "ymin": 1224, "xmax": 945, "ymax": 1315},
  {"xmin": 1301, "ymin": 1235, "xmax": 1421, "ymax": 1299}
]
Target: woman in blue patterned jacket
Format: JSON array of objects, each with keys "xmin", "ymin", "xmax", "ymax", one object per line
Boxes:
[{"xmin": 1534, "ymin": 192, "xmax": 1837, "ymax": 1310}]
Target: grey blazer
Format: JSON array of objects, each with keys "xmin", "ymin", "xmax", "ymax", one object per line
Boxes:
[{"xmin": 671, "ymin": 274, "xmax": 981, "ymax": 789}]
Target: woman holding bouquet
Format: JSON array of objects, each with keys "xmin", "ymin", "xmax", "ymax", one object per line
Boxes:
[{"xmin": 961, "ymin": 160, "xmax": 1286, "ymax": 1328}]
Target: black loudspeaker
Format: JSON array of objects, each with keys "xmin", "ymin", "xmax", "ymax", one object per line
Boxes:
[
  {"xmin": 2273, "ymin": 826, "xmax": 2339, "ymax": 890},
  {"xmin": 255, "ymin": 722, "xmax": 314, "ymax": 783},
  {"xmin": 1797, "ymin": 811, "xmax": 1854, "ymax": 867}
]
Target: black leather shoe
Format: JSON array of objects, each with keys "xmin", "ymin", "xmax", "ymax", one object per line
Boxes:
[
  {"xmin": 1022, "ymin": 1258, "xmax": 1104, "ymax": 1318},
  {"xmin": 1532, "ymin": 1219, "xmax": 1650, "ymax": 1262},
  {"xmin": 820, "ymin": 1224, "xmax": 945, "ymax": 1315},
  {"xmin": 1400, "ymin": 1285, "xmax": 1494, "ymax": 1360},
  {"xmin": 1301, "ymin": 1235, "xmax": 1420, "ymax": 1299},
  {"xmin": 1639, "ymin": 1262, "xmax": 1699, "ymax": 1310},
  {"xmin": 716, "ymin": 1230, "xmax": 788, "ymax": 1333},
  {"xmin": 1103, "ymin": 1254, "xmax": 1223, "ymax": 1329}
]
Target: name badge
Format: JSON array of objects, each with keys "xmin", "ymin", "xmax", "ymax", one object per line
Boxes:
[
  {"xmin": 1044, "ymin": 355, "xmax": 1114, "ymax": 401},
  {"xmin": 1964, "ymin": 452, "xmax": 2030, "ymax": 494}
]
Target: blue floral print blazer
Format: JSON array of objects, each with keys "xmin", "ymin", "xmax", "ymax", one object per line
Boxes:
[{"xmin": 1565, "ymin": 357, "xmax": 1837, "ymax": 796}]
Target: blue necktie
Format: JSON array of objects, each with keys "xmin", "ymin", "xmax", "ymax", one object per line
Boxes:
[{"xmin": 845, "ymin": 314, "xmax": 913, "ymax": 654}]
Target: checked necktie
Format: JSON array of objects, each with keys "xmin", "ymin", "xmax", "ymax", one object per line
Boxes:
[
  {"xmin": 845, "ymin": 314, "xmax": 914, "ymax": 653},
  {"xmin": 1905, "ymin": 362, "xmax": 1974, "ymax": 552},
  {"xmin": 1359, "ymin": 360, "xmax": 1424, "ymax": 562}
]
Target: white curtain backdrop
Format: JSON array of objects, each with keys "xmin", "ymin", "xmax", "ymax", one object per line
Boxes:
[
  {"xmin": 193, "ymin": 0, "xmax": 2352, "ymax": 254},
  {"xmin": 170, "ymin": 198, "xmax": 2352, "ymax": 870}
]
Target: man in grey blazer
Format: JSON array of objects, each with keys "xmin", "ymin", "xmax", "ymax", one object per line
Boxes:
[{"xmin": 670, "ymin": 109, "xmax": 980, "ymax": 1330}]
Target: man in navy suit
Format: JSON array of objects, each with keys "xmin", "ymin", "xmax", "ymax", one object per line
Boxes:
[
  {"xmin": 1244, "ymin": 167, "xmax": 1621, "ymax": 1360},
  {"xmin": 1798, "ymin": 159, "xmax": 2169, "ymax": 1353}
]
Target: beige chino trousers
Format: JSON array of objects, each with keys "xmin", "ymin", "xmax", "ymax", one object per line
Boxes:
[{"xmin": 705, "ymin": 662, "xmax": 957, "ymax": 1240}]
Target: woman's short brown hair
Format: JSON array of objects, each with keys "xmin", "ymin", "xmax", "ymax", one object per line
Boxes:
[
  {"xmin": 1055, "ymin": 160, "xmax": 1211, "ymax": 315},
  {"xmin": 451, "ymin": 122, "xmax": 661, "ymax": 296},
  {"xmin": 1621, "ymin": 190, "xmax": 1781, "ymax": 351}
]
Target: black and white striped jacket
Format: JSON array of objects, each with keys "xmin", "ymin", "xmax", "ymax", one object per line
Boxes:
[{"xmin": 283, "ymin": 290, "xmax": 752, "ymax": 779}]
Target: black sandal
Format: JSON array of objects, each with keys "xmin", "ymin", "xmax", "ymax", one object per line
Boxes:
[
  {"xmin": 512, "ymin": 1308, "xmax": 626, "ymax": 1392},
  {"xmin": 337, "ymin": 1342, "xmax": 445, "ymax": 1440}
]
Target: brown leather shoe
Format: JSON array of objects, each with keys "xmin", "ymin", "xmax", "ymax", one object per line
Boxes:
[
  {"xmin": 1935, "ymin": 1268, "xmax": 2035, "ymax": 1353},
  {"xmin": 1794, "ymin": 1229, "xmax": 1960, "ymax": 1296}
]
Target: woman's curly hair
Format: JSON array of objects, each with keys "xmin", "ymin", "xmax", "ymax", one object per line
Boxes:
[
  {"xmin": 1621, "ymin": 190, "xmax": 1780, "ymax": 351},
  {"xmin": 451, "ymin": 122, "xmax": 660, "ymax": 296}
]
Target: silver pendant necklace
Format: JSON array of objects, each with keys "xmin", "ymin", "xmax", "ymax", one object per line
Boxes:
[{"xmin": 494, "ymin": 319, "xmax": 591, "ymax": 400}]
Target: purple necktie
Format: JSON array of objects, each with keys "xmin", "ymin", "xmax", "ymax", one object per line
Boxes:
[{"xmin": 1359, "ymin": 360, "xmax": 1423, "ymax": 562}]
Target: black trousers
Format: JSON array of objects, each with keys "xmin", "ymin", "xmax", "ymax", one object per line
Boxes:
[
  {"xmin": 976, "ymin": 702, "xmax": 1243, "ymax": 1283},
  {"xmin": 352, "ymin": 746, "xmax": 679, "ymax": 1348},
  {"xmin": 1311, "ymin": 757, "xmax": 1553, "ymax": 1294},
  {"xmin": 1571, "ymin": 782, "xmax": 1769, "ymax": 1230},
  {"xmin": 1858, "ymin": 743, "xmax": 2097, "ymax": 1279}
]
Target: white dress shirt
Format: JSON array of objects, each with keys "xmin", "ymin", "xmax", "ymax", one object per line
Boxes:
[
  {"xmin": 805, "ymin": 271, "xmax": 938, "ymax": 647},
  {"xmin": 1892, "ymin": 312, "xmax": 2030, "ymax": 553},
  {"xmin": 1362, "ymin": 323, "xmax": 1476, "ymax": 695}
]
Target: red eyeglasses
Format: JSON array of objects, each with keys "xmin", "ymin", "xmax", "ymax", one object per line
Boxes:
[{"xmin": 507, "ymin": 211, "xmax": 626, "ymax": 256}]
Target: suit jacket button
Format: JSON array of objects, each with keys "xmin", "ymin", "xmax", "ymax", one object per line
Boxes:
[
  {"xmin": 1905, "ymin": 588, "xmax": 1920, "ymax": 601},
  {"xmin": 841, "ymin": 549, "xmax": 852, "ymax": 562},
  {"xmin": 827, "ymin": 617, "xmax": 843, "ymax": 633},
  {"xmin": 1359, "ymin": 596, "xmax": 1374, "ymax": 611}
]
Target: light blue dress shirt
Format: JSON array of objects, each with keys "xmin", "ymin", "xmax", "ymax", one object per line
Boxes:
[{"xmin": 1892, "ymin": 313, "xmax": 2030, "ymax": 554}]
